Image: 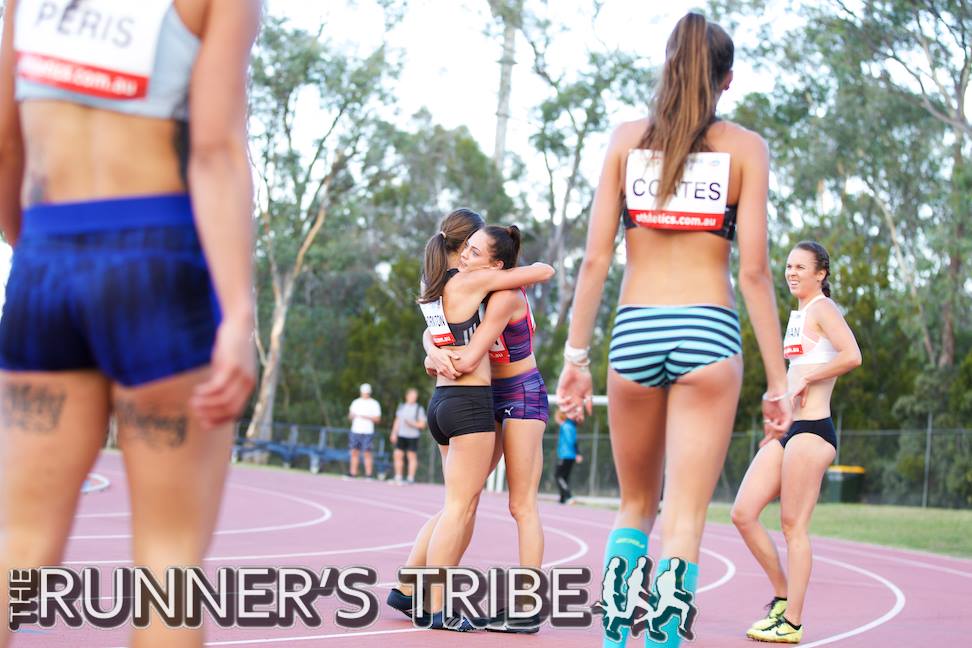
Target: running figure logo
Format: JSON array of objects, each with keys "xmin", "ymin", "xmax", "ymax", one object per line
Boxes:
[{"xmin": 592, "ymin": 556, "xmax": 697, "ymax": 642}]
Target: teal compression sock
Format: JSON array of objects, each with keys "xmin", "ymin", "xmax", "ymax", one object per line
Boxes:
[
  {"xmin": 644, "ymin": 558, "xmax": 698, "ymax": 647},
  {"xmin": 600, "ymin": 527, "xmax": 649, "ymax": 647}
]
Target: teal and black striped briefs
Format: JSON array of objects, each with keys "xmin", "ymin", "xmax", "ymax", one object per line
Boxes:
[{"xmin": 608, "ymin": 305, "xmax": 742, "ymax": 388}]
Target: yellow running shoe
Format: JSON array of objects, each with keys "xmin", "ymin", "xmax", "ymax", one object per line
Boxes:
[
  {"xmin": 747, "ymin": 616, "xmax": 803, "ymax": 643},
  {"xmin": 747, "ymin": 597, "xmax": 788, "ymax": 633}
]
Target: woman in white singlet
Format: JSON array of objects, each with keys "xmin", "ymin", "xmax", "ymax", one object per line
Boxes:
[{"xmin": 731, "ymin": 241, "xmax": 862, "ymax": 644}]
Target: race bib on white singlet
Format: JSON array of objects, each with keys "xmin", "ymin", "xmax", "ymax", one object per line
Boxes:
[
  {"xmin": 15, "ymin": 0, "xmax": 172, "ymax": 100},
  {"xmin": 420, "ymin": 298, "xmax": 455, "ymax": 347},
  {"xmin": 783, "ymin": 309, "xmax": 806, "ymax": 359},
  {"xmin": 625, "ymin": 150, "xmax": 730, "ymax": 231}
]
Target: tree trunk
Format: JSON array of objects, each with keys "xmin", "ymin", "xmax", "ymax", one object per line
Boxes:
[
  {"xmin": 247, "ymin": 276, "xmax": 295, "ymax": 441},
  {"xmin": 939, "ymin": 137, "xmax": 966, "ymax": 368},
  {"xmin": 493, "ymin": 18, "xmax": 516, "ymax": 171}
]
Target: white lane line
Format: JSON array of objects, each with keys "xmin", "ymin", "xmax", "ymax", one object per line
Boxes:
[
  {"xmin": 81, "ymin": 473, "xmax": 110, "ymax": 494},
  {"xmin": 69, "ymin": 482, "xmax": 333, "ymax": 540},
  {"xmin": 799, "ymin": 555, "xmax": 906, "ymax": 647},
  {"xmin": 76, "ymin": 512, "xmax": 129, "ymax": 519}
]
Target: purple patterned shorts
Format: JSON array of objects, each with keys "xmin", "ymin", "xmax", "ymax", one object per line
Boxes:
[{"xmin": 492, "ymin": 368, "xmax": 549, "ymax": 423}]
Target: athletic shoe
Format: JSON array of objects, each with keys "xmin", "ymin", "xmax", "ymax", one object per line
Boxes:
[
  {"xmin": 416, "ymin": 610, "xmax": 479, "ymax": 632},
  {"xmin": 485, "ymin": 609, "xmax": 541, "ymax": 634},
  {"xmin": 341, "ymin": 474, "xmax": 354, "ymax": 481},
  {"xmin": 748, "ymin": 597, "xmax": 788, "ymax": 632},
  {"xmin": 406, "ymin": 477, "xmax": 416, "ymax": 484},
  {"xmin": 385, "ymin": 588, "xmax": 413, "ymax": 619},
  {"xmin": 747, "ymin": 616, "xmax": 803, "ymax": 643}
]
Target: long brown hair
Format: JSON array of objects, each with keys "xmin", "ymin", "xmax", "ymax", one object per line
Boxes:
[
  {"xmin": 640, "ymin": 13, "xmax": 734, "ymax": 205},
  {"xmin": 419, "ymin": 208, "xmax": 485, "ymax": 303}
]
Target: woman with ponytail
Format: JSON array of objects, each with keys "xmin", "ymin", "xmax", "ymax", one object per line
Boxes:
[
  {"xmin": 388, "ymin": 211, "xmax": 553, "ymax": 632},
  {"xmin": 427, "ymin": 223, "xmax": 550, "ymax": 633},
  {"xmin": 556, "ymin": 12, "xmax": 791, "ymax": 647},
  {"xmin": 731, "ymin": 241, "xmax": 861, "ymax": 644}
]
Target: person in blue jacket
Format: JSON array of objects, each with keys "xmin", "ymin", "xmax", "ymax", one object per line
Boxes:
[{"xmin": 554, "ymin": 408, "xmax": 583, "ymax": 504}]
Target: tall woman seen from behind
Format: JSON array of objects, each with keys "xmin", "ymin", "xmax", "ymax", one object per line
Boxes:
[
  {"xmin": 732, "ymin": 242, "xmax": 861, "ymax": 644},
  {"xmin": 556, "ymin": 13, "xmax": 791, "ymax": 647},
  {"xmin": 0, "ymin": 1, "xmax": 260, "ymax": 646}
]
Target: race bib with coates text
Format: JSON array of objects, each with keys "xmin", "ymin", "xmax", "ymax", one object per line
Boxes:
[
  {"xmin": 420, "ymin": 298, "xmax": 455, "ymax": 347},
  {"xmin": 625, "ymin": 150, "xmax": 730, "ymax": 231},
  {"xmin": 15, "ymin": 0, "xmax": 172, "ymax": 100},
  {"xmin": 783, "ymin": 309, "xmax": 806, "ymax": 359}
]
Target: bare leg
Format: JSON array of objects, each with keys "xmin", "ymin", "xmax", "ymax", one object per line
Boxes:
[
  {"xmin": 778, "ymin": 434, "xmax": 835, "ymax": 626},
  {"xmin": 114, "ymin": 366, "xmax": 233, "ymax": 648},
  {"xmin": 607, "ymin": 369, "xmax": 667, "ymax": 532},
  {"xmin": 349, "ymin": 448, "xmax": 360, "ymax": 476},
  {"xmin": 0, "ymin": 371, "xmax": 110, "ymax": 648},
  {"xmin": 364, "ymin": 449, "xmax": 373, "ymax": 477},
  {"xmin": 425, "ymin": 431, "xmax": 495, "ymax": 611},
  {"xmin": 406, "ymin": 450, "xmax": 419, "ymax": 481},
  {"xmin": 660, "ymin": 355, "xmax": 742, "ymax": 562},
  {"xmin": 393, "ymin": 448, "xmax": 404, "ymax": 480},
  {"xmin": 731, "ymin": 441, "xmax": 787, "ymax": 597},
  {"xmin": 502, "ymin": 418, "xmax": 545, "ymax": 568}
]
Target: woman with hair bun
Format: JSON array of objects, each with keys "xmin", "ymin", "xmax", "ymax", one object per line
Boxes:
[
  {"xmin": 556, "ymin": 11, "xmax": 792, "ymax": 647},
  {"xmin": 731, "ymin": 241, "xmax": 861, "ymax": 644},
  {"xmin": 388, "ymin": 211, "xmax": 553, "ymax": 632}
]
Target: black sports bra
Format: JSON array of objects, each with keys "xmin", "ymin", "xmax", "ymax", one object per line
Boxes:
[
  {"xmin": 441, "ymin": 269, "xmax": 485, "ymax": 347},
  {"xmin": 621, "ymin": 204, "xmax": 737, "ymax": 240}
]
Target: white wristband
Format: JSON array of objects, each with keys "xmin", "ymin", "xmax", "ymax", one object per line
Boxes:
[{"xmin": 564, "ymin": 343, "xmax": 591, "ymax": 367}]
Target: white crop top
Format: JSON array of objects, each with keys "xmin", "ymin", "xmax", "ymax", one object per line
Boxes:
[{"xmin": 783, "ymin": 295, "xmax": 838, "ymax": 366}]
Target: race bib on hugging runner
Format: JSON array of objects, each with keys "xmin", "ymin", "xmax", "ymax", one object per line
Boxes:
[
  {"xmin": 420, "ymin": 298, "xmax": 455, "ymax": 347},
  {"xmin": 783, "ymin": 309, "xmax": 806, "ymax": 359},
  {"xmin": 15, "ymin": 0, "xmax": 172, "ymax": 100},
  {"xmin": 625, "ymin": 150, "xmax": 730, "ymax": 231}
]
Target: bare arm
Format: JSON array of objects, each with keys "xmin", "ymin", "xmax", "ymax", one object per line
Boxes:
[
  {"xmin": 187, "ymin": 0, "xmax": 260, "ymax": 326},
  {"xmin": 792, "ymin": 301, "xmax": 862, "ymax": 406},
  {"xmin": 187, "ymin": 0, "xmax": 262, "ymax": 428},
  {"xmin": 735, "ymin": 133, "xmax": 787, "ymax": 396},
  {"xmin": 0, "ymin": 0, "xmax": 24, "ymax": 245},
  {"xmin": 452, "ymin": 290, "xmax": 520, "ymax": 374},
  {"xmin": 555, "ymin": 123, "xmax": 628, "ymax": 419},
  {"xmin": 456, "ymin": 262, "xmax": 555, "ymax": 295},
  {"xmin": 423, "ymin": 327, "xmax": 460, "ymax": 379},
  {"xmin": 565, "ymin": 125, "xmax": 627, "ymax": 349}
]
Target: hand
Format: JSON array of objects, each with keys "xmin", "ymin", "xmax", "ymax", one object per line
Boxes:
[
  {"xmin": 791, "ymin": 376, "xmax": 810, "ymax": 410},
  {"xmin": 424, "ymin": 356, "xmax": 437, "ymax": 377},
  {"xmin": 191, "ymin": 317, "xmax": 257, "ymax": 431},
  {"xmin": 390, "ymin": 433, "xmax": 397, "ymax": 444},
  {"xmin": 427, "ymin": 345, "xmax": 461, "ymax": 379},
  {"xmin": 759, "ymin": 391, "xmax": 792, "ymax": 447},
  {"xmin": 557, "ymin": 363, "xmax": 593, "ymax": 422},
  {"xmin": 575, "ymin": 454, "xmax": 584, "ymax": 464}
]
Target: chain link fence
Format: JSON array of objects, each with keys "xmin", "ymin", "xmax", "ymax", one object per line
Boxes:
[{"xmin": 226, "ymin": 419, "xmax": 972, "ymax": 509}]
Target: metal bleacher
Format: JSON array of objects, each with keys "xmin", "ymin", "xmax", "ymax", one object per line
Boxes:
[{"xmin": 232, "ymin": 423, "xmax": 393, "ymax": 476}]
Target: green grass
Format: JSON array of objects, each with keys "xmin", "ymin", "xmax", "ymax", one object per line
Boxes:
[{"xmin": 706, "ymin": 502, "xmax": 972, "ymax": 559}]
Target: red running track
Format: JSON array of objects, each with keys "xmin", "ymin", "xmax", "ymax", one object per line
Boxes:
[{"xmin": 12, "ymin": 451, "xmax": 970, "ymax": 647}]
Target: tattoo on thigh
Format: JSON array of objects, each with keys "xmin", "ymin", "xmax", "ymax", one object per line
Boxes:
[
  {"xmin": 0, "ymin": 383, "xmax": 68, "ymax": 433},
  {"xmin": 115, "ymin": 401, "xmax": 188, "ymax": 449},
  {"xmin": 24, "ymin": 172, "xmax": 48, "ymax": 208}
]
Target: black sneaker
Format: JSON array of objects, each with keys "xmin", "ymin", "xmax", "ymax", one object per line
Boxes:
[
  {"xmin": 385, "ymin": 588, "xmax": 413, "ymax": 619},
  {"xmin": 416, "ymin": 610, "xmax": 478, "ymax": 632},
  {"xmin": 485, "ymin": 609, "xmax": 542, "ymax": 634}
]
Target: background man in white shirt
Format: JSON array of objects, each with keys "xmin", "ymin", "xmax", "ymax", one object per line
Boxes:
[{"xmin": 347, "ymin": 383, "xmax": 381, "ymax": 479}]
